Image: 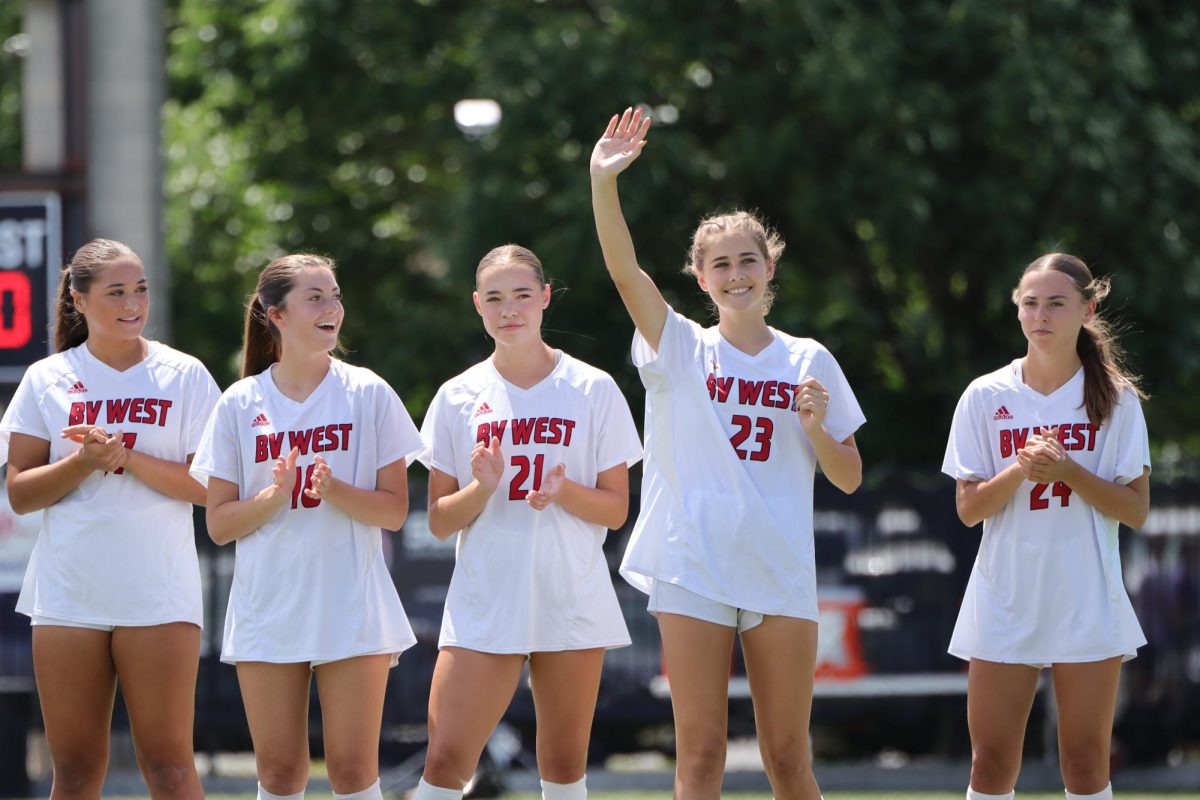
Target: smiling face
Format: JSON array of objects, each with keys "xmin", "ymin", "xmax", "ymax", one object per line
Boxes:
[
  {"xmin": 1016, "ymin": 268, "xmax": 1094, "ymax": 356},
  {"xmin": 268, "ymin": 266, "xmax": 343, "ymax": 356},
  {"xmin": 72, "ymin": 257, "xmax": 149, "ymax": 343},
  {"xmin": 694, "ymin": 232, "xmax": 775, "ymax": 316},
  {"xmin": 473, "ymin": 260, "xmax": 550, "ymax": 345}
]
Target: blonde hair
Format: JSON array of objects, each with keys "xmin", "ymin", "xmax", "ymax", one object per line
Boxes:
[
  {"xmin": 685, "ymin": 210, "xmax": 785, "ymax": 312},
  {"xmin": 475, "ymin": 244, "xmax": 545, "ymax": 287}
]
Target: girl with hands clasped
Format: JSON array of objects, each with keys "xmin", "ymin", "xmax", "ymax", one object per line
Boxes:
[
  {"xmin": 943, "ymin": 254, "xmax": 1151, "ymax": 800},
  {"xmin": 0, "ymin": 239, "xmax": 220, "ymax": 800},
  {"xmin": 591, "ymin": 109, "xmax": 865, "ymax": 800},
  {"xmin": 410, "ymin": 246, "xmax": 642, "ymax": 800},
  {"xmin": 189, "ymin": 255, "xmax": 423, "ymax": 800}
]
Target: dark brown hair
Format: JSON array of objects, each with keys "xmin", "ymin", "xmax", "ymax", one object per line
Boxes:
[
  {"xmin": 242, "ymin": 253, "xmax": 338, "ymax": 378},
  {"xmin": 1013, "ymin": 253, "xmax": 1146, "ymax": 425},
  {"xmin": 685, "ymin": 210, "xmax": 785, "ymax": 313},
  {"xmin": 54, "ymin": 239, "xmax": 143, "ymax": 352},
  {"xmin": 474, "ymin": 244, "xmax": 546, "ymax": 288}
]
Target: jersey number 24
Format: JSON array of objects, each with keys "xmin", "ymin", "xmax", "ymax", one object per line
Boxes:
[{"xmin": 1030, "ymin": 481, "xmax": 1071, "ymax": 510}]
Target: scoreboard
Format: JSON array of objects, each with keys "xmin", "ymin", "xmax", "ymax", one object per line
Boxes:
[{"xmin": 0, "ymin": 193, "xmax": 61, "ymax": 383}]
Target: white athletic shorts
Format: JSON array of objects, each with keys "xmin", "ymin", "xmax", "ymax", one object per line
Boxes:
[
  {"xmin": 29, "ymin": 615, "xmax": 115, "ymax": 632},
  {"xmin": 310, "ymin": 650, "xmax": 402, "ymax": 670},
  {"xmin": 647, "ymin": 580, "xmax": 765, "ymax": 633}
]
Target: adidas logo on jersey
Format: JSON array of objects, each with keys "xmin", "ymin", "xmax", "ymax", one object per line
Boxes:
[
  {"xmin": 251, "ymin": 412, "xmax": 272, "ymax": 428},
  {"xmin": 993, "ymin": 405, "xmax": 1014, "ymax": 421},
  {"xmin": 66, "ymin": 380, "xmax": 87, "ymax": 394},
  {"xmin": 473, "ymin": 402, "xmax": 494, "ymax": 418}
]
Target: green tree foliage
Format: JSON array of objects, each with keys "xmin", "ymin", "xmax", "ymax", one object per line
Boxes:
[
  {"xmin": 164, "ymin": 0, "xmax": 1200, "ymax": 472},
  {"xmin": 0, "ymin": 4, "xmax": 23, "ymax": 168}
]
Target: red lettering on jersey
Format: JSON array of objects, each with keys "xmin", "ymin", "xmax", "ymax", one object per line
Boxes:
[
  {"xmin": 510, "ymin": 417, "xmax": 535, "ymax": 445},
  {"xmin": 483, "ymin": 417, "xmax": 576, "ymax": 447},
  {"xmin": 1065, "ymin": 423, "xmax": 1084, "ymax": 451},
  {"xmin": 476, "ymin": 420, "xmax": 508, "ymax": 445},
  {"xmin": 706, "ymin": 374, "xmax": 735, "ymax": 403},
  {"xmin": 761, "ymin": 381, "xmax": 779, "ymax": 407},
  {"xmin": 338, "ymin": 423, "xmax": 352, "ymax": 450},
  {"xmin": 69, "ymin": 402, "xmax": 84, "ymax": 426},
  {"xmin": 1000, "ymin": 429, "xmax": 1012, "ymax": 458},
  {"xmin": 128, "ymin": 397, "xmax": 147, "ymax": 424},
  {"xmin": 1013, "ymin": 427, "xmax": 1028, "ymax": 450},
  {"xmin": 774, "ymin": 383, "xmax": 792, "ymax": 410},
  {"xmin": 737, "ymin": 379, "xmax": 764, "ymax": 405},
  {"xmin": 313, "ymin": 425, "xmax": 331, "ymax": 453},
  {"xmin": 288, "ymin": 428, "xmax": 313, "ymax": 454},
  {"xmin": 254, "ymin": 432, "xmax": 288, "ymax": 463},
  {"xmin": 106, "ymin": 398, "xmax": 132, "ymax": 424},
  {"xmin": 156, "ymin": 399, "xmax": 173, "ymax": 427}
]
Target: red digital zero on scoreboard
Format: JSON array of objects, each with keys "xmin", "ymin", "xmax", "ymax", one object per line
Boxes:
[{"xmin": 0, "ymin": 193, "xmax": 61, "ymax": 383}]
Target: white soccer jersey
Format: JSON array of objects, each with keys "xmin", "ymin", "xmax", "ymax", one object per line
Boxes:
[
  {"xmin": 0, "ymin": 342, "xmax": 220, "ymax": 627},
  {"xmin": 620, "ymin": 307, "xmax": 866, "ymax": 618},
  {"xmin": 418, "ymin": 352, "xmax": 642, "ymax": 654},
  {"xmin": 942, "ymin": 360, "xmax": 1150, "ymax": 664},
  {"xmin": 189, "ymin": 359, "xmax": 422, "ymax": 664}
]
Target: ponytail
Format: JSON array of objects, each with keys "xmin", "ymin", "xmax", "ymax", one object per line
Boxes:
[
  {"xmin": 1016, "ymin": 254, "xmax": 1147, "ymax": 426},
  {"xmin": 1075, "ymin": 311, "xmax": 1146, "ymax": 426},
  {"xmin": 241, "ymin": 294, "xmax": 279, "ymax": 379},
  {"xmin": 53, "ymin": 267, "xmax": 87, "ymax": 352},
  {"xmin": 53, "ymin": 238, "xmax": 141, "ymax": 352}
]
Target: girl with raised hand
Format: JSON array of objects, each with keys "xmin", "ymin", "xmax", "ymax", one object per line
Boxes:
[
  {"xmin": 0, "ymin": 238, "xmax": 219, "ymax": 800},
  {"xmin": 410, "ymin": 245, "xmax": 641, "ymax": 800},
  {"xmin": 189, "ymin": 254, "xmax": 422, "ymax": 800},
  {"xmin": 590, "ymin": 107, "xmax": 865, "ymax": 800},
  {"xmin": 944, "ymin": 254, "xmax": 1151, "ymax": 800}
]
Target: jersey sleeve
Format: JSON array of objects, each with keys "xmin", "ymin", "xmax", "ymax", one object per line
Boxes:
[
  {"xmin": 0, "ymin": 366, "xmax": 53, "ymax": 466},
  {"xmin": 592, "ymin": 376, "xmax": 643, "ymax": 471},
  {"xmin": 631, "ymin": 305, "xmax": 701, "ymax": 392},
  {"xmin": 810, "ymin": 346, "xmax": 866, "ymax": 444},
  {"xmin": 375, "ymin": 381, "xmax": 423, "ymax": 470},
  {"xmin": 416, "ymin": 384, "xmax": 457, "ymax": 477},
  {"xmin": 183, "ymin": 362, "xmax": 222, "ymax": 456},
  {"xmin": 1111, "ymin": 389, "xmax": 1151, "ymax": 485},
  {"xmin": 942, "ymin": 384, "xmax": 991, "ymax": 482},
  {"xmin": 188, "ymin": 393, "xmax": 242, "ymax": 489}
]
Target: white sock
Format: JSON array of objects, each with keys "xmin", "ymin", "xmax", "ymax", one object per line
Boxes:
[
  {"xmin": 541, "ymin": 775, "xmax": 586, "ymax": 799},
  {"xmin": 411, "ymin": 777, "xmax": 463, "ymax": 800},
  {"xmin": 335, "ymin": 778, "xmax": 383, "ymax": 800},
  {"xmin": 967, "ymin": 790, "xmax": 1014, "ymax": 800},
  {"xmin": 257, "ymin": 784, "xmax": 305, "ymax": 800},
  {"xmin": 1066, "ymin": 785, "xmax": 1112, "ymax": 799}
]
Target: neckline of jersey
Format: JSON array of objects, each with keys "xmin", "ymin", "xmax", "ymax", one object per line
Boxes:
[
  {"xmin": 1010, "ymin": 358, "xmax": 1084, "ymax": 403},
  {"xmin": 713, "ymin": 327, "xmax": 782, "ymax": 364},
  {"xmin": 263, "ymin": 359, "xmax": 339, "ymax": 408},
  {"xmin": 486, "ymin": 349, "xmax": 565, "ymax": 395},
  {"xmin": 79, "ymin": 339, "xmax": 160, "ymax": 377}
]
